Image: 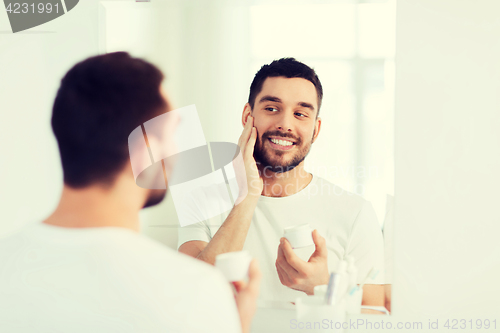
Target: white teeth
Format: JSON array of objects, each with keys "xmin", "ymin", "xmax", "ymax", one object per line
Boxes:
[{"xmin": 270, "ymin": 138, "xmax": 293, "ymax": 146}]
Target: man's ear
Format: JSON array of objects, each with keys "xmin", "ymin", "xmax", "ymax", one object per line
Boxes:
[
  {"xmin": 312, "ymin": 116, "xmax": 322, "ymax": 143},
  {"xmin": 242, "ymin": 103, "xmax": 252, "ymax": 127}
]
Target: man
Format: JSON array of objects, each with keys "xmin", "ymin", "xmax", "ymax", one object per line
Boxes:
[
  {"xmin": 0, "ymin": 52, "xmax": 260, "ymax": 333},
  {"xmin": 178, "ymin": 58, "xmax": 385, "ymax": 305}
]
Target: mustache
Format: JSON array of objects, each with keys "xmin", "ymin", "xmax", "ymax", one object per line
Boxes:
[{"xmin": 261, "ymin": 130, "xmax": 301, "ymax": 144}]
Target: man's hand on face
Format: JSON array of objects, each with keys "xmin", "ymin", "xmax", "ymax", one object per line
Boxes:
[
  {"xmin": 275, "ymin": 229, "xmax": 330, "ymax": 295},
  {"xmin": 234, "ymin": 115, "xmax": 263, "ymax": 203},
  {"xmin": 232, "ymin": 259, "xmax": 261, "ymax": 333}
]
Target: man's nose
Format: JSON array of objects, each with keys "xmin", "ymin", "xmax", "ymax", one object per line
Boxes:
[{"xmin": 275, "ymin": 112, "xmax": 293, "ymax": 132}]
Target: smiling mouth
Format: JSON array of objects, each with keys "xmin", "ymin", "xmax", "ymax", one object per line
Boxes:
[{"xmin": 267, "ymin": 137, "xmax": 296, "ymax": 150}]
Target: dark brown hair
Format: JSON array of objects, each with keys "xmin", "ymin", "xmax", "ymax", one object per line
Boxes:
[
  {"xmin": 51, "ymin": 52, "xmax": 167, "ymax": 188},
  {"xmin": 248, "ymin": 57, "xmax": 323, "ymax": 114}
]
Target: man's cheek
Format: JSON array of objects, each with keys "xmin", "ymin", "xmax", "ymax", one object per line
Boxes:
[{"xmin": 252, "ymin": 117, "xmax": 263, "ymax": 132}]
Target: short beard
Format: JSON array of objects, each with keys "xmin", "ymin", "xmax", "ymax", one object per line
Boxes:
[
  {"xmin": 143, "ymin": 189, "xmax": 167, "ymax": 208},
  {"xmin": 253, "ymin": 130, "xmax": 313, "ymax": 174}
]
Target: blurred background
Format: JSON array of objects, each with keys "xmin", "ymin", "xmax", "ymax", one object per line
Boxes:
[
  {"xmin": 105, "ymin": 0, "xmax": 396, "ymax": 249},
  {"xmin": 0, "ymin": 0, "xmax": 396, "ymax": 248}
]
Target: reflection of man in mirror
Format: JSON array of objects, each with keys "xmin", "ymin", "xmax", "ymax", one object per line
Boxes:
[
  {"xmin": 178, "ymin": 58, "xmax": 385, "ymax": 306},
  {"xmin": 0, "ymin": 52, "xmax": 260, "ymax": 333}
]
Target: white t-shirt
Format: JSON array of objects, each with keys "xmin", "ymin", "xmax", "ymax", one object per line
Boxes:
[
  {"xmin": 178, "ymin": 175, "xmax": 385, "ymax": 303},
  {"xmin": 0, "ymin": 222, "xmax": 241, "ymax": 333}
]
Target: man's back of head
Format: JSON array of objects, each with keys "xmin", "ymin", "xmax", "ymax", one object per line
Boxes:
[
  {"xmin": 52, "ymin": 52, "xmax": 167, "ymax": 188},
  {"xmin": 0, "ymin": 53, "xmax": 243, "ymax": 333}
]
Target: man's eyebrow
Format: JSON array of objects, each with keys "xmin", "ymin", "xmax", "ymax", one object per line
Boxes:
[
  {"xmin": 258, "ymin": 95, "xmax": 316, "ymax": 112},
  {"xmin": 298, "ymin": 102, "xmax": 315, "ymax": 111},
  {"xmin": 258, "ymin": 95, "xmax": 282, "ymax": 104}
]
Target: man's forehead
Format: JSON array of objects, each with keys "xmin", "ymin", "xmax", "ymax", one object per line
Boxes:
[{"xmin": 257, "ymin": 76, "xmax": 318, "ymax": 110}]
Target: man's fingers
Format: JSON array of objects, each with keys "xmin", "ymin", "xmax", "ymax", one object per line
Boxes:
[
  {"xmin": 246, "ymin": 259, "xmax": 261, "ymax": 294},
  {"xmin": 275, "ymin": 252, "xmax": 293, "ymax": 286},
  {"xmin": 232, "ymin": 259, "xmax": 260, "ymax": 296},
  {"xmin": 310, "ymin": 229, "xmax": 328, "ymax": 260},
  {"xmin": 248, "ymin": 259, "xmax": 261, "ymax": 282},
  {"xmin": 276, "ymin": 266, "xmax": 285, "ymax": 285},
  {"xmin": 245, "ymin": 127, "xmax": 257, "ymax": 159},
  {"xmin": 276, "ymin": 242, "xmax": 299, "ymax": 277},
  {"xmin": 232, "ymin": 281, "xmax": 246, "ymax": 293},
  {"xmin": 281, "ymin": 238, "xmax": 306, "ymax": 272},
  {"xmin": 238, "ymin": 115, "xmax": 254, "ymax": 150},
  {"xmin": 276, "ymin": 261, "xmax": 292, "ymax": 286}
]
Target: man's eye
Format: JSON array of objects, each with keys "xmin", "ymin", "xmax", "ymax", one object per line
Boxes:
[
  {"xmin": 295, "ymin": 112, "xmax": 306, "ymax": 117},
  {"xmin": 265, "ymin": 107, "xmax": 278, "ymax": 112}
]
